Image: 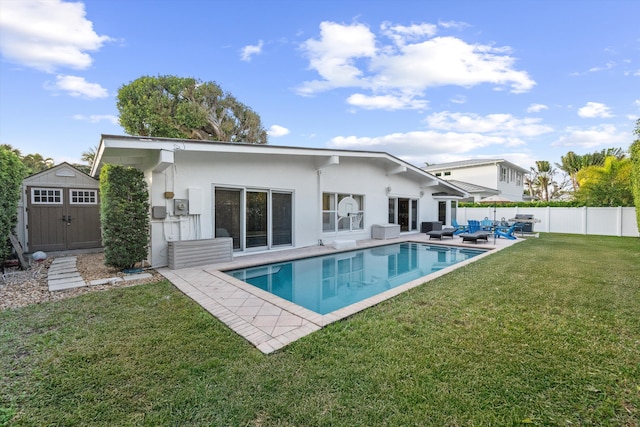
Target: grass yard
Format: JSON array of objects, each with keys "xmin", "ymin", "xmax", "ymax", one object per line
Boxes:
[{"xmin": 1, "ymin": 234, "xmax": 639, "ymax": 426}]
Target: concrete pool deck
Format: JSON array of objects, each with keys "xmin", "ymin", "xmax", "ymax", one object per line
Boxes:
[{"xmin": 158, "ymin": 232, "xmax": 524, "ymax": 354}]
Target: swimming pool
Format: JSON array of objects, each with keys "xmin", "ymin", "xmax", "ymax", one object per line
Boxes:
[{"xmin": 225, "ymin": 242, "xmax": 485, "ymax": 315}]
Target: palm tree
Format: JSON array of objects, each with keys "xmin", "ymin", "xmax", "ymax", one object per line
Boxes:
[
  {"xmin": 529, "ymin": 160, "xmax": 558, "ymax": 201},
  {"xmin": 575, "ymin": 156, "xmax": 633, "ymax": 206},
  {"xmin": 21, "ymin": 153, "xmax": 54, "ymax": 175},
  {"xmin": 557, "ymin": 151, "xmax": 583, "ymax": 192}
]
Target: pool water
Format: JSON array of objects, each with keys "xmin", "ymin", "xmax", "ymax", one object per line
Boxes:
[{"xmin": 226, "ymin": 242, "xmax": 485, "ymax": 315}]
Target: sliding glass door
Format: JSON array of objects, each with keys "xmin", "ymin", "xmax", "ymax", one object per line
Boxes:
[
  {"xmin": 388, "ymin": 197, "xmax": 418, "ymax": 232},
  {"xmin": 272, "ymin": 192, "xmax": 292, "ymax": 246},
  {"xmin": 246, "ymin": 191, "xmax": 268, "ymax": 249},
  {"xmin": 215, "ymin": 188, "xmax": 292, "ymax": 251},
  {"xmin": 215, "ymin": 188, "xmax": 241, "ymax": 249}
]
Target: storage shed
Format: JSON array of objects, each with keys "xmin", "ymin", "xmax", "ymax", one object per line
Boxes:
[{"xmin": 17, "ymin": 163, "xmax": 102, "ymax": 253}]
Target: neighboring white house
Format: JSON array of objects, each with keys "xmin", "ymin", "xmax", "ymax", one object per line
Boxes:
[
  {"xmin": 423, "ymin": 159, "xmax": 530, "ymax": 202},
  {"xmin": 90, "ymin": 135, "xmax": 468, "ymax": 268}
]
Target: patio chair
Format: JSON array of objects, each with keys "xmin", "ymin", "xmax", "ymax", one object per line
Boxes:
[
  {"xmin": 494, "ymin": 223, "xmax": 518, "ymax": 240},
  {"xmin": 451, "ymin": 219, "xmax": 468, "ymax": 235},
  {"xmin": 468, "ymin": 220, "xmax": 481, "ymax": 233},
  {"xmin": 481, "ymin": 218, "xmax": 494, "ymax": 231}
]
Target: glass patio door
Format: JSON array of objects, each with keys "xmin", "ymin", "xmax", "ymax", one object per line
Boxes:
[
  {"xmin": 215, "ymin": 188, "xmax": 241, "ymax": 249},
  {"xmin": 246, "ymin": 191, "xmax": 268, "ymax": 249}
]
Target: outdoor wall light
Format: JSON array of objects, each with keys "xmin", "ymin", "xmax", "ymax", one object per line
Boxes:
[{"xmin": 385, "ymin": 186, "xmax": 392, "ymax": 194}]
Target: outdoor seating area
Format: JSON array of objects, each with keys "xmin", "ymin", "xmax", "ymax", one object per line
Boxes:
[{"xmin": 439, "ymin": 217, "xmax": 535, "ymax": 243}]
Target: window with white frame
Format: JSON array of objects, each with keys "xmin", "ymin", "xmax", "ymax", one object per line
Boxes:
[
  {"xmin": 322, "ymin": 193, "xmax": 364, "ymax": 232},
  {"xmin": 31, "ymin": 188, "xmax": 62, "ymax": 204},
  {"xmin": 70, "ymin": 189, "xmax": 98, "ymax": 204},
  {"xmin": 500, "ymin": 166, "xmax": 507, "ymax": 182}
]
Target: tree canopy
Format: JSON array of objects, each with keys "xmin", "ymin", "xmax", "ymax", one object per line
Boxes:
[
  {"xmin": 556, "ymin": 147, "xmax": 627, "ymax": 193},
  {"xmin": 116, "ymin": 75, "xmax": 268, "ymax": 144},
  {"xmin": 1, "ymin": 144, "xmax": 53, "ymax": 176},
  {"xmin": 574, "ymin": 156, "xmax": 633, "ymax": 206}
]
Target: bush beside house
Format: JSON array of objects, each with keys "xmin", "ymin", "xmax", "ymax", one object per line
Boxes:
[
  {"xmin": 0, "ymin": 147, "xmax": 27, "ymax": 262},
  {"xmin": 99, "ymin": 165, "xmax": 150, "ymax": 269}
]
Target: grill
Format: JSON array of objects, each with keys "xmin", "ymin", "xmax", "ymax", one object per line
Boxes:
[{"xmin": 514, "ymin": 214, "xmax": 534, "ymax": 233}]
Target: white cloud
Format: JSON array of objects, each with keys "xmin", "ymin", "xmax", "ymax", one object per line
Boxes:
[
  {"xmin": 72, "ymin": 114, "xmax": 118, "ymax": 125},
  {"xmin": 329, "ymin": 130, "xmax": 511, "ymax": 166},
  {"xmin": 588, "ymin": 61, "xmax": 615, "ymax": 73},
  {"xmin": 425, "ymin": 111, "xmax": 553, "ymax": 137},
  {"xmin": 0, "ymin": 0, "xmax": 112, "ymax": 72},
  {"xmin": 240, "ymin": 40, "xmax": 264, "ymax": 62},
  {"xmin": 267, "ymin": 125, "xmax": 290, "ymax": 137},
  {"xmin": 578, "ymin": 102, "xmax": 613, "ymax": 118},
  {"xmin": 297, "ymin": 21, "xmax": 535, "ymax": 106},
  {"xmin": 346, "ymin": 93, "xmax": 428, "ymax": 110},
  {"xmin": 527, "ymin": 103, "xmax": 548, "ymax": 113},
  {"xmin": 50, "ymin": 75, "xmax": 108, "ymax": 98},
  {"xmin": 450, "ymin": 95, "xmax": 467, "ymax": 104},
  {"xmin": 380, "ymin": 22, "xmax": 438, "ymax": 47},
  {"xmin": 551, "ymin": 124, "xmax": 627, "ymax": 149},
  {"xmin": 326, "ymin": 110, "xmax": 553, "ymax": 166},
  {"xmin": 298, "ymin": 21, "xmax": 377, "ymax": 96}
]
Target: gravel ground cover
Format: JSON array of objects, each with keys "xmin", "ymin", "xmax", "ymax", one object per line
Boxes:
[{"xmin": 0, "ymin": 252, "xmax": 164, "ymax": 310}]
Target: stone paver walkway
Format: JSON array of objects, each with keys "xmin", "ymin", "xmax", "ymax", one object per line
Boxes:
[
  {"xmin": 48, "ymin": 257, "xmax": 85, "ymax": 291},
  {"xmin": 47, "ymin": 256, "xmax": 153, "ymax": 292}
]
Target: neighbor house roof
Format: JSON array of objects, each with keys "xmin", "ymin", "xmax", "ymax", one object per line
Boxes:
[
  {"xmin": 446, "ymin": 179, "xmax": 499, "ymax": 195},
  {"xmin": 423, "ymin": 159, "xmax": 529, "ymax": 174}
]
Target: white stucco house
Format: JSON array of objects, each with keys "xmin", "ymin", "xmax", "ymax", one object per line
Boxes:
[
  {"xmin": 423, "ymin": 159, "xmax": 530, "ymax": 202},
  {"xmin": 90, "ymin": 135, "xmax": 468, "ymax": 268}
]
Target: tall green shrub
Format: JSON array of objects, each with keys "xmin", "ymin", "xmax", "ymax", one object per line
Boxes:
[
  {"xmin": 631, "ymin": 118, "xmax": 640, "ymax": 231},
  {"xmin": 0, "ymin": 146, "xmax": 27, "ymax": 261},
  {"xmin": 100, "ymin": 165, "xmax": 150, "ymax": 269}
]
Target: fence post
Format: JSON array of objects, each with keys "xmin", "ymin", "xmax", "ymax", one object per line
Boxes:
[
  {"xmin": 617, "ymin": 206, "xmax": 623, "ymax": 237},
  {"xmin": 546, "ymin": 206, "xmax": 551, "ymax": 233},
  {"xmin": 582, "ymin": 207, "xmax": 588, "ymax": 235}
]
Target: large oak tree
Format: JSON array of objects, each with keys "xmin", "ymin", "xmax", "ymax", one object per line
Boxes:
[{"xmin": 116, "ymin": 75, "xmax": 268, "ymax": 144}]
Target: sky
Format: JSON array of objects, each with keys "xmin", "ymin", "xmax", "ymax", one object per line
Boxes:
[{"xmin": 0, "ymin": 0, "xmax": 638, "ymax": 172}]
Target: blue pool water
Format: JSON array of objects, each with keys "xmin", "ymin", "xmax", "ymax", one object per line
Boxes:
[{"xmin": 225, "ymin": 242, "xmax": 485, "ymax": 315}]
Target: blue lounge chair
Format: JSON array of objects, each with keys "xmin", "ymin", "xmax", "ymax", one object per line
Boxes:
[
  {"xmin": 451, "ymin": 219, "xmax": 468, "ymax": 235},
  {"xmin": 494, "ymin": 223, "xmax": 518, "ymax": 240}
]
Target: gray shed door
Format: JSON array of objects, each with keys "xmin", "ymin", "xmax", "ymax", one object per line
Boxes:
[{"xmin": 27, "ymin": 187, "xmax": 102, "ymax": 252}]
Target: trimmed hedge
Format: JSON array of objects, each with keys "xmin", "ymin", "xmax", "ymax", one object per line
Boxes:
[
  {"xmin": 99, "ymin": 165, "xmax": 150, "ymax": 269},
  {"xmin": 0, "ymin": 147, "xmax": 27, "ymax": 262},
  {"xmin": 631, "ymin": 120, "xmax": 640, "ymax": 231}
]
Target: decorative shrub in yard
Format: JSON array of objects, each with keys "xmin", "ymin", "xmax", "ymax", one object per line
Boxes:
[
  {"xmin": 99, "ymin": 165, "xmax": 150, "ymax": 269},
  {"xmin": 631, "ymin": 118, "xmax": 640, "ymax": 231},
  {"xmin": 0, "ymin": 146, "xmax": 27, "ymax": 262}
]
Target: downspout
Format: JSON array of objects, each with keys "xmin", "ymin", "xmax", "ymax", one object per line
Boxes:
[{"xmin": 317, "ymin": 170, "xmax": 323, "ymax": 245}]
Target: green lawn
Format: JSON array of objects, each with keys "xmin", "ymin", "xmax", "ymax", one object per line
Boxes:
[{"xmin": 1, "ymin": 234, "xmax": 639, "ymax": 426}]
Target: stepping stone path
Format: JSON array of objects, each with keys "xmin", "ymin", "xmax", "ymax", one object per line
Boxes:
[
  {"xmin": 47, "ymin": 256, "xmax": 86, "ymax": 291},
  {"xmin": 47, "ymin": 256, "xmax": 154, "ymax": 292}
]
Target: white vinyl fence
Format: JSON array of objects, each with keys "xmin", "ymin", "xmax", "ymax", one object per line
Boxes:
[{"xmin": 458, "ymin": 206, "xmax": 639, "ymax": 238}]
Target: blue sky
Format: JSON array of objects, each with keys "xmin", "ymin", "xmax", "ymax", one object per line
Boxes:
[{"xmin": 1, "ymin": 0, "xmax": 638, "ymax": 171}]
